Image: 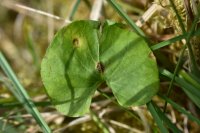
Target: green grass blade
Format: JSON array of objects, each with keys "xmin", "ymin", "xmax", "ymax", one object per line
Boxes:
[
  {"xmin": 179, "ymin": 70, "xmax": 200, "ymax": 89},
  {"xmin": 68, "ymin": 0, "xmax": 81, "ymax": 20},
  {"xmin": 147, "ymin": 101, "xmax": 168, "ymax": 133},
  {"xmin": 162, "ymin": 0, "xmax": 200, "ymax": 113},
  {"xmin": 185, "ymin": 15, "xmax": 200, "ymax": 75},
  {"xmin": 159, "ymin": 68, "xmax": 200, "ymax": 97},
  {"xmin": 0, "ymin": 52, "xmax": 51, "ymax": 133},
  {"xmin": 162, "ymin": 18, "xmax": 200, "ymax": 111},
  {"xmin": 160, "ymin": 95, "xmax": 200, "ymax": 125},
  {"xmin": 160, "ymin": 68, "xmax": 200, "ymax": 98},
  {"xmin": 162, "ymin": 15, "xmax": 200, "ymax": 111},
  {"xmin": 151, "ymin": 34, "xmax": 186, "ymax": 51},
  {"xmin": 153, "ymin": 102, "xmax": 182, "ymax": 133},
  {"xmin": 163, "ymin": 45, "xmax": 187, "ymax": 112},
  {"xmin": 151, "ymin": 29, "xmax": 200, "ymax": 51},
  {"xmin": 168, "ymin": 0, "xmax": 186, "ymax": 33},
  {"xmin": 90, "ymin": 110, "xmax": 110, "ymax": 133},
  {"xmin": 188, "ymin": 73, "xmax": 200, "ymax": 83},
  {"xmin": 106, "ymin": 0, "xmax": 146, "ymax": 39},
  {"xmin": 0, "ymin": 75, "xmax": 20, "ymax": 100},
  {"xmin": 0, "ymin": 101, "xmax": 51, "ymax": 108},
  {"xmin": 178, "ymin": 70, "xmax": 200, "ymax": 108}
]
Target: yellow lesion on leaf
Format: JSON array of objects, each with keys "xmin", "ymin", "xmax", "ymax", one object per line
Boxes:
[{"xmin": 148, "ymin": 52, "xmax": 156, "ymax": 61}]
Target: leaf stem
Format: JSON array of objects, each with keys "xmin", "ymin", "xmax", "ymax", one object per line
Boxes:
[{"xmin": 97, "ymin": 88, "xmax": 142, "ymax": 123}]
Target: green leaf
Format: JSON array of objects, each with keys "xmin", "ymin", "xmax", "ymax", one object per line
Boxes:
[
  {"xmin": 41, "ymin": 21, "xmax": 102, "ymax": 117},
  {"xmin": 41, "ymin": 20, "xmax": 159, "ymax": 116},
  {"xmin": 100, "ymin": 22, "xmax": 159, "ymax": 106}
]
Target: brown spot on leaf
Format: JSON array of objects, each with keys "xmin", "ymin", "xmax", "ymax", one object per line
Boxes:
[
  {"xmin": 73, "ymin": 38, "xmax": 79, "ymax": 47},
  {"xmin": 97, "ymin": 22, "xmax": 101, "ymax": 29},
  {"xmin": 96, "ymin": 62, "xmax": 104, "ymax": 73}
]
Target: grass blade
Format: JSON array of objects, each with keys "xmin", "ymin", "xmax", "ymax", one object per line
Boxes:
[
  {"xmin": 68, "ymin": 0, "xmax": 81, "ymax": 20},
  {"xmin": 161, "ymin": 0, "xmax": 200, "ymax": 112},
  {"xmin": 153, "ymin": 102, "xmax": 182, "ymax": 133},
  {"xmin": 0, "ymin": 52, "xmax": 51, "ymax": 133},
  {"xmin": 0, "ymin": 101, "xmax": 51, "ymax": 108},
  {"xmin": 160, "ymin": 68, "xmax": 200, "ymax": 98},
  {"xmin": 151, "ymin": 34, "xmax": 186, "ymax": 51},
  {"xmin": 160, "ymin": 95, "xmax": 200, "ymax": 125},
  {"xmin": 151, "ymin": 29, "xmax": 200, "ymax": 51},
  {"xmin": 168, "ymin": 0, "xmax": 186, "ymax": 33},
  {"xmin": 147, "ymin": 101, "xmax": 168, "ymax": 133},
  {"xmin": 90, "ymin": 110, "xmax": 110, "ymax": 133},
  {"xmin": 179, "ymin": 70, "xmax": 200, "ymax": 89},
  {"xmin": 162, "ymin": 15, "xmax": 200, "ymax": 111},
  {"xmin": 163, "ymin": 45, "xmax": 187, "ymax": 112},
  {"xmin": 160, "ymin": 68, "xmax": 200, "ymax": 109},
  {"xmin": 106, "ymin": 0, "xmax": 146, "ymax": 39}
]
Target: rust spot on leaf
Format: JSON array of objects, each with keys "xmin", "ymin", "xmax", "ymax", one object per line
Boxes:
[
  {"xmin": 73, "ymin": 38, "xmax": 79, "ymax": 47},
  {"xmin": 96, "ymin": 62, "xmax": 104, "ymax": 73}
]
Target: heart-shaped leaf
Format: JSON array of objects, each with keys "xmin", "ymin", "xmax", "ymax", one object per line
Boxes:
[{"xmin": 41, "ymin": 20, "xmax": 159, "ymax": 117}]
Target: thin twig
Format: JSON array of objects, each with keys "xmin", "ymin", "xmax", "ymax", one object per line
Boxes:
[
  {"xmin": 1, "ymin": 0, "xmax": 71, "ymax": 24},
  {"xmin": 53, "ymin": 115, "xmax": 91, "ymax": 133},
  {"xmin": 109, "ymin": 120, "xmax": 144, "ymax": 133},
  {"xmin": 47, "ymin": 0, "xmax": 54, "ymax": 43},
  {"xmin": 132, "ymin": 107, "xmax": 150, "ymax": 133}
]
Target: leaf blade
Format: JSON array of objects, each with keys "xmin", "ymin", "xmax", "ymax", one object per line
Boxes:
[
  {"xmin": 41, "ymin": 20, "xmax": 102, "ymax": 116},
  {"xmin": 100, "ymin": 23, "xmax": 159, "ymax": 106}
]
